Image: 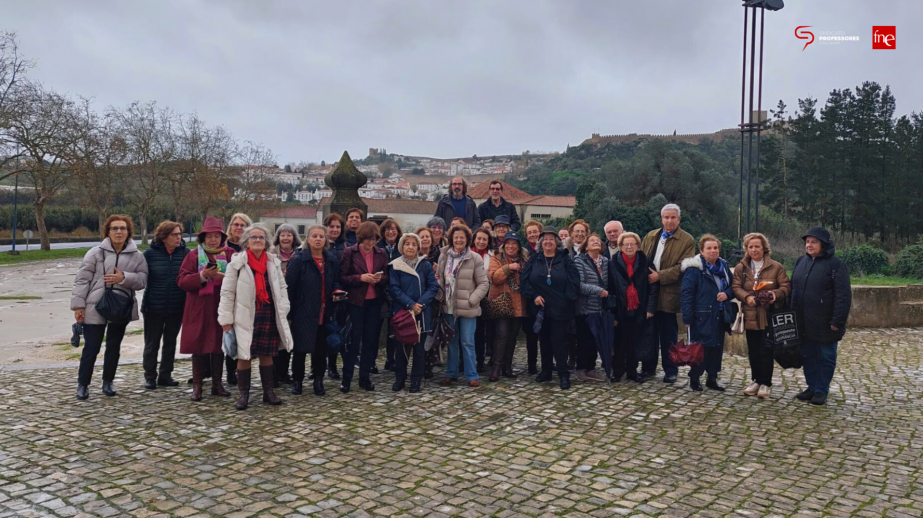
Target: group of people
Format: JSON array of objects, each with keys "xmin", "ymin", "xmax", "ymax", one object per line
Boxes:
[{"xmin": 70, "ymin": 179, "xmax": 852, "ymax": 408}]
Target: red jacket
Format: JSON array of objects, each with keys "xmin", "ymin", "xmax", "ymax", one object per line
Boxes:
[{"xmin": 338, "ymin": 244, "xmax": 390, "ymax": 306}]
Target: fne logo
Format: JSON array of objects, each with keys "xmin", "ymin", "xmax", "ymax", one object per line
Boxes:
[{"xmin": 873, "ymin": 26, "xmax": 896, "ymax": 49}]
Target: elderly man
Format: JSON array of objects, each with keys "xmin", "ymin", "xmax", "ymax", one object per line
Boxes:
[
  {"xmin": 641, "ymin": 203, "xmax": 695, "ymax": 383},
  {"xmin": 791, "ymin": 226, "xmax": 852, "ymax": 406},
  {"xmin": 435, "ymin": 177, "xmax": 480, "ymax": 229},
  {"xmin": 477, "ymin": 180, "xmax": 521, "ymax": 232},
  {"xmin": 603, "ymin": 221, "xmax": 624, "ymax": 259}
]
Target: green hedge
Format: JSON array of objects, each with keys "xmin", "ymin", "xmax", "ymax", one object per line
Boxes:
[
  {"xmin": 894, "ymin": 242, "xmax": 923, "ymax": 279},
  {"xmin": 837, "ymin": 244, "xmax": 890, "ymax": 276},
  {"xmin": 0, "ymin": 204, "xmax": 180, "ymax": 234}
]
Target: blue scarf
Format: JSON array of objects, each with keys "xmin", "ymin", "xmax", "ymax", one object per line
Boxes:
[
  {"xmin": 704, "ymin": 257, "xmax": 729, "ymax": 309},
  {"xmin": 661, "ymin": 229, "xmax": 675, "ymax": 240}
]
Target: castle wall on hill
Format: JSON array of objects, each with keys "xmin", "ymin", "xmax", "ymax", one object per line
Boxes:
[{"xmin": 582, "ymin": 128, "xmax": 745, "ymax": 146}]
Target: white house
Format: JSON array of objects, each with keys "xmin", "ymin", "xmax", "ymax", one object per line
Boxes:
[{"xmin": 259, "ymin": 206, "xmax": 320, "ymax": 237}]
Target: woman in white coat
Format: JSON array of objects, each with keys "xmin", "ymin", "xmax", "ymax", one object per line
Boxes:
[{"xmin": 219, "ymin": 223, "xmax": 294, "ymax": 410}]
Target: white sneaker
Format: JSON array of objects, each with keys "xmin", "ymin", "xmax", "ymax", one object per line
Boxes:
[
  {"xmin": 757, "ymin": 385, "xmax": 771, "ymax": 399},
  {"xmin": 743, "ymin": 381, "xmax": 760, "ymax": 396}
]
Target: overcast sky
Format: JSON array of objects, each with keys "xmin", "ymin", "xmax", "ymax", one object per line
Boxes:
[{"xmin": 4, "ymin": 1, "xmax": 920, "ymax": 164}]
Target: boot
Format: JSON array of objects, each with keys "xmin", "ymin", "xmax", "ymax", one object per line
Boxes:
[
  {"xmin": 690, "ymin": 377, "xmax": 703, "ymax": 392},
  {"xmin": 392, "ymin": 378, "xmax": 406, "ymax": 392},
  {"xmin": 560, "ymin": 371, "xmax": 571, "ymax": 390},
  {"xmin": 313, "ymin": 378, "xmax": 326, "ymax": 396},
  {"xmin": 488, "ymin": 365, "xmax": 500, "ymax": 382},
  {"xmin": 359, "ymin": 376, "xmax": 375, "ymax": 392},
  {"xmin": 226, "ymin": 356, "xmax": 237, "ymax": 385},
  {"xmin": 76, "ymin": 384, "xmax": 89, "ymax": 400},
  {"xmin": 259, "ymin": 365, "xmax": 282, "ymax": 405},
  {"xmin": 102, "ymin": 381, "xmax": 117, "ymax": 397},
  {"xmin": 190, "ymin": 355, "xmax": 204, "ymax": 402},
  {"xmin": 502, "ymin": 367, "xmax": 517, "ymax": 379},
  {"xmin": 210, "ymin": 354, "xmax": 230, "ymax": 397},
  {"xmin": 706, "ymin": 376, "xmax": 725, "ymax": 392},
  {"xmin": 535, "ymin": 371, "xmax": 553, "ymax": 383},
  {"xmin": 234, "ymin": 369, "xmax": 251, "ymax": 410},
  {"xmin": 409, "ymin": 380, "xmax": 421, "ymax": 393}
]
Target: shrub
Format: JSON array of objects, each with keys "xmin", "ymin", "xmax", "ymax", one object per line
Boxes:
[
  {"xmin": 894, "ymin": 242, "xmax": 923, "ymax": 279},
  {"xmin": 837, "ymin": 244, "xmax": 890, "ymax": 276}
]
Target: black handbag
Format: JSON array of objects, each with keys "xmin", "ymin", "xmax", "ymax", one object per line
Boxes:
[{"xmin": 94, "ymin": 253, "xmax": 133, "ymax": 324}]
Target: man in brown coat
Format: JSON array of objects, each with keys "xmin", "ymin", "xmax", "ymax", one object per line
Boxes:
[{"xmin": 641, "ymin": 203, "xmax": 696, "ymax": 383}]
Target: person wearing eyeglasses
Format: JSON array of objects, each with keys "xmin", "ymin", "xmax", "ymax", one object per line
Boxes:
[
  {"xmin": 434, "ymin": 176, "xmax": 481, "ymax": 229},
  {"xmin": 427, "ymin": 216, "xmax": 448, "ymax": 251},
  {"xmin": 71, "ymin": 215, "xmax": 149, "ymax": 400},
  {"xmin": 141, "ymin": 220, "xmax": 190, "ymax": 390},
  {"xmin": 477, "ymin": 180, "xmax": 521, "ymax": 232},
  {"xmin": 218, "ymin": 223, "xmax": 294, "ymax": 410}
]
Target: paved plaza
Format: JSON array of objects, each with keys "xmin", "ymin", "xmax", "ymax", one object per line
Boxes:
[{"xmin": 0, "ymin": 328, "xmax": 921, "ymax": 518}]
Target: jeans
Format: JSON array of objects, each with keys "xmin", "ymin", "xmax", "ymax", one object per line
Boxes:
[
  {"xmin": 78, "ymin": 322, "xmax": 128, "ymax": 386},
  {"xmin": 644, "ymin": 311, "xmax": 678, "ymax": 376},
  {"xmin": 345, "ymin": 300, "xmax": 382, "ymax": 381},
  {"xmin": 445, "ymin": 314, "xmax": 478, "ymax": 381},
  {"xmin": 539, "ymin": 318, "xmax": 570, "ymax": 377},
  {"xmin": 746, "ymin": 329, "xmax": 775, "ymax": 386},
  {"xmin": 801, "ymin": 339, "xmax": 838, "ymax": 396},
  {"xmin": 142, "ymin": 312, "xmax": 182, "ymax": 382}
]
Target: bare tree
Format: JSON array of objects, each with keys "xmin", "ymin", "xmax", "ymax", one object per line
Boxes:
[
  {"xmin": 4, "ymin": 83, "xmax": 78, "ymax": 249},
  {"xmin": 114, "ymin": 101, "xmax": 177, "ymax": 243},
  {"xmin": 0, "ymin": 32, "xmax": 33, "ymax": 177},
  {"xmin": 181, "ymin": 118, "xmax": 237, "ymax": 222},
  {"xmin": 224, "ymin": 141, "xmax": 280, "ymax": 219}
]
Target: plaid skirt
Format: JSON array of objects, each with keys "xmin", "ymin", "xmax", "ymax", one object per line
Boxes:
[{"xmin": 250, "ymin": 299, "xmax": 281, "ymax": 357}]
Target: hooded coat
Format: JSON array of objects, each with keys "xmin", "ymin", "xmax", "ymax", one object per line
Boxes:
[
  {"xmin": 141, "ymin": 239, "xmax": 190, "ymax": 315},
  {"xmin": 681, "ymin": 255, "xmax": 734, "ymax": 347},
  {"xmin": 70, "ymin": 238, "xmax": 149, "ymax": 325},
  {"xmin": 790, "ymin": 227, "xmax": 852, "ymax": 343},
  {"xmin": 388, "ymin": 257, "xmax": 439, "ymax": 333}
]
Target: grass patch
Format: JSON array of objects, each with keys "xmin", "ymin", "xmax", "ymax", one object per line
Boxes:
[
  {"xmin": 0, "ymin": 248, "xmax": 91, "ymax": 265},
  {"xmin": 0, "ymin": 295, "xmax": 42, "ymax": 300},
  {"xmin": 850, "ymin": 274, "xmax": 923, "ymax": 286}
]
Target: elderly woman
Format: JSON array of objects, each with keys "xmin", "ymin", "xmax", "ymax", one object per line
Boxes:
[
  {"xmin": 338, "ymin": 221, "xmax": 390, "ymax": 392},
  {"xmin": 218, "ymin": 223, "xmax": 294, "ymax": 410},
  {"xmin": 563, "ymin": 220, "xmax": 589, "ymax": 256},
  {"xmin": 487, "ymin": 231, "xmax": 529, "ymax": 381},
  {"xmin": 221, "ymin": 212, "xmax": 252, "ymax": 385},
  {"xmin": 732, "ymin": 233, "xmax": 791, "ymax": 399},
  {"xmin": 141, "ymin": 220, "xmax": 190, "ymax": 390},
  {"xmin": 790, "ymin": 226, "xmax": 852, "ymax": 406},
  {"xmin": 521, "ymin": 220, "xmax": 543, "ymax": 374},
  {"xmin": 521, "ymin": 227, "xmax": 580, "ymax": 389},
  {"xmin": 71, "ymin": 215, "xmax": 149, "ymax": 400},
  {"xmin": 272, "ymin": 223, "xmax": 303, "ymax": 387},
  {"xmin": 325, "ymin": 213, "xmax": 347, "ymax": 261},
  {"xmin": 388, "ymin": 233, "xmax": 439, "ymax": 393},
  {"xmin": 286, "ymin": 225, "xmax": 343, "ymax": 396},
  {"xmin": 177, "ymin": 217, "xmax": 233, "ymax": 401},
  {"xmin": 427, "ymin": 216, "xmax": 448, "ymax": 250},
  {"xmin": 680, "ymin": 234, "xmax": 734, "ymax": 392},
  {"xmin": 609, "ymin": 232, "xmax": 659, "ymax": 382},
  {"xmin": 437, "ymin": 225, "xmax": 489, "ymax": 387},
  {"xmin": 574, "ymin": 233, "xmax": 610, "ymax": 382},
  {"xmin": 492, "ymin": 216, "xmax": 512, "ymax": 246}
]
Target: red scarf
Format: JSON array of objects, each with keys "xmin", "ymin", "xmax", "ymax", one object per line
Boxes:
[
  {"xmin": 247, "ymin": 249, "xmax": 270, "ymax": 307},
  {"xmin": 471, "ymin": 246, "xmax": 489, "ymax": 260},
  {"xmin": 625, "ymin": 254, "xmax": 640, "ymax": 311}
]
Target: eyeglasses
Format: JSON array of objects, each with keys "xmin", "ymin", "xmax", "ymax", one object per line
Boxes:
[
  {"xmin": 489, "ymin": 187, "xmax": 502, "ymax": 191},
  {"xmin": 169, "ymin": 232, "xmax": 183, "ymax": 237},
  {"xmin": 431, "ymin": 225, "xmax": 444, "ymax": 231},
  {"xmin": 451, "ymin": 183, "xmax": 464, "ymax": 187},
  {"xmin": 110, "ymin": 226, "xmax": 128, "ymax": 232},
  {"xmin": 248, "ymin": 236, "xmax": 266, "ymax": 241},
  {"xmin": 231, "ymin": 223, "xmax": 247, "ymax": 228},
  {"xmin": 621, "ymin": 242, "xmax": 637, "ymax": 248}
]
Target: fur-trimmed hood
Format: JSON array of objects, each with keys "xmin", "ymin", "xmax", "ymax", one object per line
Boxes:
[{"xmin": 681, "ymin": 255, "xmax": 705, "ymax": 273}]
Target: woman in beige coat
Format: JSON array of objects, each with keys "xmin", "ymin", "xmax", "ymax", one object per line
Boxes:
[
  {"xmin": 436, "ymin": 225, "xmax": 489, "ymax": 387},
  {"xmin": 732, "ymin": 233, "xmax": 791, "ymax": 399},
  {"xmin": 219, "ymin": 223, "xmax": 294, "ymax": 410}
]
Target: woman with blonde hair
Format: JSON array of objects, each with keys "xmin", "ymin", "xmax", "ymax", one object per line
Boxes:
[{"xmin": 732, "ymin": 232, "xmax": 791, "ymax": 399}]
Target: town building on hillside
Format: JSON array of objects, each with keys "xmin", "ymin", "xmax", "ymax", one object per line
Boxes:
[
  {"xmin": 317, "ymin": 197, "xmax": 437, "ymax": 233},
  {"xmin": 260, "ymin": 206, "xmax": 319, "ymax": 236},
  {"xmin": 468, "ymin": 180, "xmax": 576, "ymax": 222}
]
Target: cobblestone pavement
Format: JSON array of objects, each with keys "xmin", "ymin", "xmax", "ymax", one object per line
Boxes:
[{"xmin": 0, "ymin": 328, "xmax": 921, "ymax": 518}]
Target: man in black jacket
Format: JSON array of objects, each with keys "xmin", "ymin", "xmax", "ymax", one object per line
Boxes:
[
  {"xmin": 434, "ymin": 177, "xmax": 480, "ymax": 229},
  {"xmin": 478, "ymin": 180, "xmax": 521, "ymax": 232},
  {"xmin": 790, "ymin": 226, "xmax": 852, "ymax": 406}
]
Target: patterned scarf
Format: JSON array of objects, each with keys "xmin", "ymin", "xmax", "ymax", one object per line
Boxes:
[
  {"xmin": 444, "ymin": 248, "xmax": 467, "ymax": 315},
  {"xmin": 661, "ymin": 229, "xmax": 675, "ymax": 240},
  {"xmin": 592, "ymin": 254, "xmax": 604, "ymax": 275},
  {"xmin": 247, "ymin": 249, "xmax": 270, "ymax": 307},
  {"xmin": 197, "ymin": 243, "xmax": 229, "ymax": 296},
  {"xmin": 401, "ymin": 255, "xmax": 421, "ymax": 270},
  {"xmin": 704, "ymin": 257, "xmax": 729, "ymax": 309},
  {"xmin": 624, "ymin": 253, "xmax": 640, "ymax": 311}
]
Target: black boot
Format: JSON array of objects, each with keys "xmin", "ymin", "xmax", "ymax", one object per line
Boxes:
[
  {"xmin": 359, "ymin": 377, "xmax": 375, "ymax": 392},
  {"xmin": 706, "ymin": 376, "xmax": 725, "ymax": 392},
  {"xmin": 313, "ymin": 378, "xmax": 326, "ymax": 396},
  {"xmin": 291, "ymin": 381, "xmax": 303, "ymax": 395},
  {"xmin": 409, "ymin": 380, "xmax": 421, "ymax": 393},
  {"xmin": 392, "ymin": 378, "xmax": 406, "ymax": 392},
  {"xmin": 535, "ymin": 371, "xmax": 553, "ymax": 383},
  {"xmin": 795, "ymin": 389, "xmax": 815, "ymax": 401},
  {"xmin": 690, "ymin": 378, "xmax": 704, "ymax": 391},
  {"xmin": 259, "ymin": 365, "xmax": 282, "ymax": 405},
  {"xmin": 328, "ymin": 365, "xmax": 341, "ymax": 380},
  {"xmin": 235, "ymin": 369, "xmax": 251, "ymax": 410},
  {"xmin": 76, "ymin": 384, "xmax": 89, "ymax": 400},
  {"xmin": 559, "ymin": 371, "xmax": 571, "ymax": 390},
  {"xmin": 226, "ymin": 356, "xmax": 237, "ymax": 385},
  {"xmin": 102, "ymin": 381, "xmax": 117, "ymax": 397},
  {"xmin": 340, "ymin": 377, "xmax": 351, "ymax": 394}
]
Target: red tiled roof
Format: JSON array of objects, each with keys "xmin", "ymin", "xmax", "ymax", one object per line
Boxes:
[
  {"xmin": 318, "ymin": 197, "xmax": 436, "ymax": 215},
  {"xmin": 514, "ymin": 195, "xmax": 576, "ymax": 208},
  {"xmin": 262, "ymin": 206, "xmax": 318, "ymax": 219},
  {"xmin": 467, "ymin": 180, "xmax": 530, "ymax": 199}
]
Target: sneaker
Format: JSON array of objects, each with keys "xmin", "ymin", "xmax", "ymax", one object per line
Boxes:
[
  {"xmin": 757, "ymin": 385, "xmax": 771, "ymax": 399},
  {"xmin": 585, "ymin": 370, "xmax": 607, "ymax": 382},
  {"xmin": 743, "ymin": 381, "xmax": 760, "ymax": 396},
  {"xmin": 795, "ymin": 389, "xmax": 815, "ymax": 401},
  {"xmin": 810, "ymin": 392, "xmax": 827, "ymax": 405},
  {"xmin": 575, "ymin": 370, "xmax": 588, "ymax": 382}
]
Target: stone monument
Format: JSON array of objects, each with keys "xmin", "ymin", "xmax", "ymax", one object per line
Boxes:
[{"xmin": 324, "ymin": 151, "xmax": 368, "ymax": 219}]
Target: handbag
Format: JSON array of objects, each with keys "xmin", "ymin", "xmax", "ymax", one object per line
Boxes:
[
  {"xmin": 768, "ymin": 308, "xmax": 803, "ymax": 349},
  {"xmin": 483, "ymin": 291, "xmax": 515, "ymax": 319},
  {"xmin": 669, "ymin": 328, "xmax": 704, "ymax": 367},
  {"xmin": 425, "ymin": 311, "xmax": 455, "ymax": 352},
  {"xmin": 730, "ymin": 302, "xmax": 745, "ymax": 334},
  {"xmin": 222, "ymin": 329, "xmax": 238, "ymax": 358},
  {"xmin": 391, "ymin": 309, "xmax": 422, "ymax": 346},
  {"xmin": 93, "ymin": 252, "xmax": 133, "ymax": 324}
]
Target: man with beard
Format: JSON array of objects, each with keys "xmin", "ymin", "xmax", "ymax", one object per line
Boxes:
[{"xmin": 434, "ymin": 177, "xmax": 480, "ymax": 229}]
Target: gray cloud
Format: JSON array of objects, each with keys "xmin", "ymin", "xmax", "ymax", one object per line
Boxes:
[{"xmin": 4, "ymin": 0, "xmax": 920, "ymax": 163}]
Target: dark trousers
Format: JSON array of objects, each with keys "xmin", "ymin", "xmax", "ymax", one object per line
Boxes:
[
  {"xmin": 643, "ymin": 311, "xmax": 678, "ymax": 376},
  {"xmin": 78, "ymin": 322, "xmax": 128, "ymax": 386},
  {"xmin": 746, "ymin": 329, "xmax": 775, "ymax": 386},
  {"xmin": 801, "ymin": 340, "xmax": 838, "ymax": 396},
  {"xmin": 142, "ymin": 312, "xmax": 182, "ymax": 382},
  {"xmin": 292, "ymin": 326, "xmax": 328, "ymax": 382},
  {"xmin": 275, "ymin": 350, "xmax": 291, "ymax": 381},
  {"xmin": 345, "ymin": 300, "xmax": 382, "ymax": 381},
  {"xmin": 539, "ymin": 318, "xmax": 569, "ymax": 377},
  {"xmin": 475, "ymin": 316, "xmax": 489, "ymax": 367},
  {"xmin": 524, "ymin": 318, "xmax": 539, "ymax": 370},
  {"xmin": 619, "ymin": 319, "xmax": 641, "ymax": 377},
  {"xmin": 611, "ymin": 325, "xmax": 624, "ymax": 379},
  {"xmin": 394, "ymin": 335, "xmax": 426, "ymax": 383},
  {"xmin": 575, "ymin": 315, "xmax": 599, "ymax": 371},
  {"xmin": 689, "ymin": 344, "xmax": 725, "ymax": 380},
  {"xmin": 491, "ymin": 317, "xmax": 522, "ymax": 370},
  {"xmin": 226, "ymin": 355, "xmax": 236, "ymax": 382}
]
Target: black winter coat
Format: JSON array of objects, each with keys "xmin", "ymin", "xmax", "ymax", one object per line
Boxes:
[
  {"xmin": 141, "ymin": 241, "xmax": 190, "ymax": 315},
  {"xmin": 376, "ymin": 238, "xmax": 401, "ymax": 262},
  {"xmin": 608, "ymin": 251, "xmax": 659, "ymax": 325},
  {"xmin": 520, "ymin": 248, "xmax": 580, "ymax": 321},
  {"xmin": 328, "ymin": 236, "xmax": 346, "ymax": 261},
  {"xmin": 791, "ymin": 247, "xmax": 852, "ymax": 343},
  {"xmin": 477, "ymin": 197, "xmax": 521, "ymax": 232},
  {"xmin": 434, "ymin": 194, "xmax": 480, "ymax": 229},
  {"xmin": 286, "ymin": 250, "xmax": 339, "ymax": 354}
]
